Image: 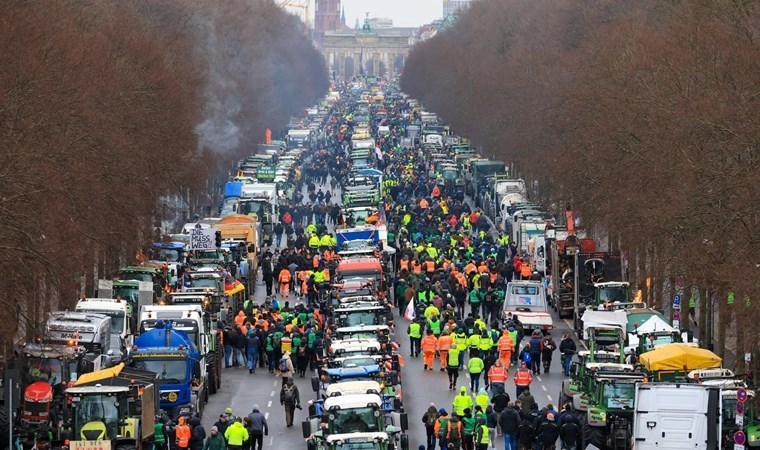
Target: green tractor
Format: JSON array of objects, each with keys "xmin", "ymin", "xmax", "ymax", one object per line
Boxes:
[{"xmin": 582, "ymin": 366, "xmax": 646, "ymax": 450}]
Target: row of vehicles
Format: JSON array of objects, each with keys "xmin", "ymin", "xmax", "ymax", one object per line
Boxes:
[
  {"xmin": 3, "ymin": 232, "xmax": 251, "ymax": 449},
  {"xmin": 401, "ymin": 90, "xmax": 757, "ymax": 450},
  {"xmin": 556, "ymin": 309, "xmax": 756, "ymax": 449},
  {"xmin": 299, "ymin": 86, "xmax": 408, "ymax": 450}
]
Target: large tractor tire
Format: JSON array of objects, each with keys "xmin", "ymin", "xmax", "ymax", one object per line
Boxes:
[
  {"xmin": 207, "ymin": 353, "xmax": 217, "ymax": 395},
  {"xmin": 583, "ymin": 418, "xmax": 608, "ymax": 450}
]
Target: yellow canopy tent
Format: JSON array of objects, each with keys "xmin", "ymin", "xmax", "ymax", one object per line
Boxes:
[{"xmin": 639, "ymin": 344, "xmax": 722, "ymax": 372}]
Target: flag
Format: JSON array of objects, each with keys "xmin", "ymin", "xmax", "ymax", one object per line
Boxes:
[
  {"xmin": 404, "ymin": 297, "xmax": 415, "ymax": 321},
  {"xmin": 375, "ymin": 145, "xmax": 383, "ymax": 160}
]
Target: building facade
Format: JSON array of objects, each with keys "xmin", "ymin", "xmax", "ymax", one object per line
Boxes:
[
  {"xmin": 442, "ymin": 0, "xmax": 471, "ymax": 17},
  {"xmin": 314, "ymin": 0, "xmax": 343, "ymax": 42}
]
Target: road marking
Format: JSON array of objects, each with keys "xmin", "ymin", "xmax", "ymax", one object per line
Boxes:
[
  {"xmin": 267, "ymin": 400, "xmax": 272, "ymax": 407},
  {"xmin": 272, "ymin": 381, "xmax": 277, "ymax": 387},
  {"xmin": 563, "ymin": 319, "xmax": 573, "ymax": 329},
  {"xmin": 547, "ymin": 395, "xmax": 553, "ymax": 402},
  {"xmin": 269, "ymin": 438, "xmax": 274, "ymax": 446},
  {"xmin": 265, "ymin": 412, "xmax": 269, "ymax": 420},
  {"xmin": 536, "ymin": 376, "xmax": 542, "ymax": 382},
  {"xmin": 270, "ymin": 390, "xmax": 275, "ymax": 397},
  {"xmin": 541, "ymin": 385, "xmax": 547, "ymax": 392}
]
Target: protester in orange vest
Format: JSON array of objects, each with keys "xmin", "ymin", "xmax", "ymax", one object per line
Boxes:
[
  {"xmin": 514, "ymin": 361, "xmax": 533, "ymax": 398},
  {"xmin": 437, "ymin": 330, "xmax": 453, "ymax": 371},
  {"xmin": 497, "ymin": 331, "xmax": 514, "ymax": 367},
  {"xmin": 421, "ymin": 329, "xmax": 438, "ymax": 371},
  {"xmin": 431, "ymin": 185, "xmax": 441, "ymax": 198},
  {"xmin": 412, "ymin": 260, "xmax": 423, "ymax": 274},
  {"xmin": 175, "ymin": 416, "xmax": 191, "ymax": 450},
  {"xmin": 278, "ymin": 268, "xmax": 292, "ymax": 298},
  {"xmin": 487, "ymin": 360, "xmax": 509, "ymax": 395},
  {"xmin": 464, "ymin": 262, "xmax": 477, "ymax": 276},
  {"xmin": 520, "ymin": 262, "xmax": 532, "ymax": 280}
]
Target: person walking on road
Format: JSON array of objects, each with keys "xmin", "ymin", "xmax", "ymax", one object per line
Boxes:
[
  {"xmin": 498, "ymin": 403, "xmax": 520, "ymax": 450},
  {"xmin": 408, "ymin": 319, "xmax": 423, "ymax": 357},
  {"xmin": 175, "ymin": 416, "xmax": 191, "ymax": 450},
  {"xmin": 438, "ymin": 330, "xmax": 454, "ymax": 371},
  {"xmin": 474, "ymin": 416, "xmax": 489, "ymax": 450},
  {"xmin": 202, "ymin": 426, "xmax": 226, "ymax": 450},
  {"xmin": 487, "ymin": 360, "xmax": 508, "ymax": 395},
  {"xmin": 246, "ymin": 405, "xmax": 268, "ymax": 450},
  {"xmin": 447, "ymin": 346, "xmax": 461, "ymax": 390},
  {"xmin": 224, "ymin": 418, "xmax": 249, "ymax": 450},
  {"xmin": 422, "ymin": 329, "xmax": 439, "ymax": 371},
  {"xmin": 462, "ymin": 409, "xmax": 476, "ymax": 450},
  {"xmin": 497, "ymin": 331, "xmax": 514, "ymax": 368},
  {"xmin": 423, "ymin": 404, "xmax": 439, "ymax": 450},
  {"xmin": 279, "ymin": 379, "xmax": 301, "ymax": 427},
  {"xmin": 517, "ymin": 388, "xmax": 536, "ymax": 414},
  {"xmin": 528, "ymin": 331, "xmax": 543, "ymax": 375},
  {"xmin": 277, "ymin": 352, "xmax": 295, "ymax": 386},
  {"xmin": 446, "ymin": 414, "xmax": 463, "ymax": 450},
  {"xmin": 537, "ymin": 413, "xmax": 560, "ymax": 450},
  {"xmin": 468, "ymin": 352, "xmax": 485, "ymax": 392},
  {"xmin": 435, "ymin": 409, "xmax": 450, "ymax": 450},
  {"xmin": 541, "ymin": 335, "xmax": 557, "ymax": 374},
  {"xmin": 558, "ymin": 334, "xmax": 576, "ymax": 376},
  {"xmin": 559, "ymin": 412, "xmax": 580, "ymax": 450},
  {"xmin": 278, "ymin": 267, "xmax": 291, "ymax": 298},
  {"xmin": 513, "ymin": 362, "xmax": 533, "ymax": 398},
  {"xmin": 452, "ymin": 386, "xmax": 474, "ymax": 419}
]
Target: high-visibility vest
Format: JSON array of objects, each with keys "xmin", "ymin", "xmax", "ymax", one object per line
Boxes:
[
  {"xmin": 409, "ymin": 323, "xmax": 422, "ymax": 339},
  {"xmin": 425, "ymin": 260, "xmax": 436, "ymax": 272},
  {"xmin": 467, "ymin": 334, "xmax": 481, "ymax": 349},
  {"xmin": 454, "ymin": 333, "xmax": 467, "ymax": 350},
  {"xmin": 514, "ymin": 369, "xmax": 532, "ymax": 386},
  {"xmin": 437, "ymin": 335, "xmax": 453, "ymax": 351},
  {"xmin": 478, "ymin": 425, "xmax": 490, "ymax": 444},
  {"xmin": 429, "ymin": 320, "xmax": 442, "ymax": 336},
  {"xmin": 400, "ymin": 259, "xmax": 410, "ymax": 270},
  {"xmin": 448, "ymin": 348, "xmax": 461, "ymax": 367},
  {"xmin": 488, "ymin": 365, "xmax": 508, "ymax": 383},
  {"xmin": 498, "ymin": 335, "xmax": 514, "ymax": 352},
  {"xmin": 478, "ymin": 336, "xmax": 492, "ymax": 352},
  {"xmin": 421, "ymin": 335, "xmax": 438, "ymax": 352},
  {"xmin": 175, "ymin": 424, "xmax": 190, "ymax": 448},
  {"xmin": 278, "ymin": 269, "xmax": 291, "ymax": 283}
]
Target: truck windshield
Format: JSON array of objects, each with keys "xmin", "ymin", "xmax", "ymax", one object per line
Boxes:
[
  {"xmin": 511, "ymin": 286, "xmax": 539, "ymax": 295},
  {"xmin": 597, "ymin": 286, "xmax": 629, "ymax": 302},
  {"xmin": 603, "ymin": 383, "xmax": 635, "ymax": 409},
  {"xmin": 340, "ymin": 312, "xmax": 380, "ymax": 327},
  {"xmin": 333, "ymin": 407, "xmax": 378, "ymax": 433},
  {"xmin": 336, "ymin": 442, "xmax": 382, "ymax": 450},
  {"xmin": 23, "ymin": 356, "xmax": 65, "ymax": 386},
  {"xmin": 156, "ymin": 249, "xmax": 183, "ymax": 262},
  {"xmin": 191, "ymin": 278, "xmax": 218, "ymax": 289},
  {"xmin": 122, "ymin": 273, "xmax": 152, "ymax": 282},
  {"xmin": 131, "ymin": 359, "xmax": 187, "ymax": 384},
  {"xmin": 75, "ymin": 394, "xmax": 119, "ymax": 439}
]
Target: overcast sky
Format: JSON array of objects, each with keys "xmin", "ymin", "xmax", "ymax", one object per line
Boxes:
[{"xmin": 340, "ymin": 0, "xmax": 443, "ymax": 28}]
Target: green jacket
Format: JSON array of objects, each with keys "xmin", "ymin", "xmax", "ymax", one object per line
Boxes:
[
  {"xmin": 203, "ymin": 434, "xmax": 226, "ymax": 450},
  {"xmin": 462, "ymin": 416, "xmax": 477, "ymax": 435}
]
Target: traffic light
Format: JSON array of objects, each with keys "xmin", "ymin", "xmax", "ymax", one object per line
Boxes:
[{"xmin": 215, "ymin": 231, "xmax": 222, "ymax": 248}]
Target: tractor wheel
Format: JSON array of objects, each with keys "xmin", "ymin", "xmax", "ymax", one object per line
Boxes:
[
  {"xmin": 0, "ymin": 406, "xmax": 9, "ymax": 450},
  {"xmin": 208, "ymin": 354, "xmax": 217, "ymax": 395},
  {"xmin": 583, "ymin": 417, "xmax": 607, "ymax": 450}
]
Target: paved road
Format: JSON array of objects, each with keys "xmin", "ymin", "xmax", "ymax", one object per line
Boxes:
[{"xmin": 202, "ymin": 269, "xmax": 576, "ymax": 450}]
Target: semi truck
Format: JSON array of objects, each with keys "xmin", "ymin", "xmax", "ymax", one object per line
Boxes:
[
  {"xmin": 46, "ymin": 311, "xmax": 121, "ymax": 367},
  {"xmin": 128, "ymin": 321, "xmax": 207, "ymax": 419},
  {"xmin": 75, "ymin": 297, "xmax": 133, "ymax": 347}
]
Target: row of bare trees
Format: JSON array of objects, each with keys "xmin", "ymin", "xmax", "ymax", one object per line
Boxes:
[
  {"xmin": 401, "ymin": 0, "xmax": 760, "ymax": 366},
  {"xmin": 0, "ymin": 0, "xmax": 327, "ymax": 347}
]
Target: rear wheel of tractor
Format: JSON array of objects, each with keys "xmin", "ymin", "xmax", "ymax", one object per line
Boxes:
[
  {"xmin": 583, "ymin": 419, "xmax": 607, "ymax": 450},
  {"xmin": 208, "ymin": 354, "xmax": 217, "ymax": 395}
]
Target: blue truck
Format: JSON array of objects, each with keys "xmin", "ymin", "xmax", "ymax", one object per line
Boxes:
[{"xmin": 128, "ymin": 321, "xmax": 207, "ymax": 418}]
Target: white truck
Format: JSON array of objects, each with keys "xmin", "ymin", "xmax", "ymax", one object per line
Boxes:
[
  {"xmin": 503, "ymin": 280, "xmax": 553, "ymax": 332},
  {"xmin": 633, "ymin": 383, "xmax": 721, "ymax": 450},
  {"xmin": 46, "ymin": 311, "xmax": 121, "ymax": 367},
  {"xmin": 75, "ymin": 297, "xmax": 133, "ymax": 347},
  {"xmin": 239, "ymin": 182, "xmax": 278, "ymax": 223}
]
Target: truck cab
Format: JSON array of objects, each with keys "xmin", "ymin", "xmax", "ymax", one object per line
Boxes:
[
  {"xmin": 503, "ymin": 281, "xmax": 552, "ymax": 332},
  {"xmin": 139, "ymin": 304, "xmax": 222, "ymax": 396},
  {"xmin": 591, "ymin": 282, "xmax": 631, "ymax": 309},
  {"xmin": 334, "ymin": 304, "xmax": 388, "ymax": 329},
  {"xmin": 76, "ymin": 297, "xmax": 133, "ymax": 347},
  {"xmin": 129, "ymin": 321, "xmax": 206, "ymax": 419},
  {"xmin": 46, "ymin": 311, "xmax": 120, "ymax": 367}
]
